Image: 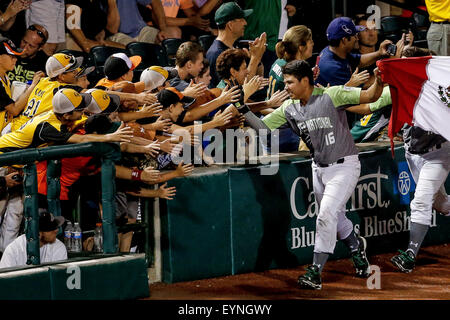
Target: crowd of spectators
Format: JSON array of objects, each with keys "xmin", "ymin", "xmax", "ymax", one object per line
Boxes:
[{"xmin": 0, "ymin": 0, "xmax": 446, "ymax": 268}]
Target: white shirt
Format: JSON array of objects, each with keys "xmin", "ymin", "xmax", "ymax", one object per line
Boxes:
[
  {"xmin": 0, "ymin": 234, "xmax": 67, "ymax": 269},
  {"xmin": 278, "ymin": 0, "xmax": 289, "ymax": 40}
]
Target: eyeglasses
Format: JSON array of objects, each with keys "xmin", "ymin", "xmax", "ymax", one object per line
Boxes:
[{"xmin": 28, "ymin": 25, "xmax": 48, "ymax": 43}]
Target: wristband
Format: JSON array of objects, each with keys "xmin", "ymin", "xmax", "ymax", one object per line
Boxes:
[
  {"xmin": 131, "ymin": 168, "xmax": 142, "ymax": 181},
  {"xmin": 235, "ymin": 102, "xmax": 251, "ymax": 114}
]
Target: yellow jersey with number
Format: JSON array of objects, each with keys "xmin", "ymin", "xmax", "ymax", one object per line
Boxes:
[
  {"xmin": 10, "ymin": 77, "xmax": 80, "ymax": 132},
  {"xmin": 0, "ymin": 111, "xmax": 73, "ymax": 153}
]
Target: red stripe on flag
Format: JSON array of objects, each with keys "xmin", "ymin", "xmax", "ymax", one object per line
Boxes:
[{"xmin": 377, "ymin": 56, "xmax": 432, "ymax": 156}]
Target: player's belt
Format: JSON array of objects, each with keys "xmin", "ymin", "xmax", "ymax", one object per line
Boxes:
[
  {"xmin": 409, "ymin": 143, "xmax": 442, "ymax": 155},
  {"xmin": 432, "ymin": 21, "xmax": 450, "ymax": 24},
  {"xmin": 315, "ymin": 157, "xmax": 345, "ymax": 168}
]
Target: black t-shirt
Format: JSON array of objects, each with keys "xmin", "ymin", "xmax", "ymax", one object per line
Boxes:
[
  {"xmin": 38, "ymin": 122, "xmax": 74, "ymax": 144},
  {"xmin": 0, "ymin": 78, "xmax": 14, "ymax": 111},
  {"xmin": 66, "ymin": 0, "xmax": 109, "ymax": 40},
  {"xmin": 7, "ymin": 50, "xmax": 48, "ymax": 83},
  {"xmin": 206, "ymin": 39, "xmax": 232, "ymax": 88}
]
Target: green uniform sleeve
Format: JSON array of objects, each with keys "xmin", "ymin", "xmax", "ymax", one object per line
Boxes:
[
  {"xmin": 325, "ymin": 85, "xmax": 362, "ymax": 108},
  {"xmin": 369, "ymin": 86, "xmax": 392, "ymax": 112},
  {"xmin": 262, "ymin": 99, "xmax": 291, "ymax": 130}
]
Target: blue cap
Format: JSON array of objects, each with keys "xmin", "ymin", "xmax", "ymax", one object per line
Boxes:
[{"xmin": 326, "ymin": 17, "xmax": 358, "ymax": 41}]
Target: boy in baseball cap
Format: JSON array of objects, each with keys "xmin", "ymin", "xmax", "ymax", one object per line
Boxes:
[
  {"xmin": 0, "ymin": 38, "xmax": 45, "ymax": 134},
  {"xmin": 96, "ymin": 53, "xmax": 142, "ymax": 87},
  {"xmin": 157, "ymin": 87, "xmax": 195, "ymax": 124},
  {"xmin": 85, "ymin": 88, "xmax": 121, "ymax": 115},
  {"xmin": 45, "ymin": 53, "xmax": 84, "ymax": 79},
  {"xmin": 75, "ymin": 65, "xmax": 96, "ymax": 89},
  {"xmin": 140, "ymin": 66, "xmax": 177, "ymax": 92},
  {"xmin": 0, "ymin": 88, "xmax": 133, "ymax": 153}
]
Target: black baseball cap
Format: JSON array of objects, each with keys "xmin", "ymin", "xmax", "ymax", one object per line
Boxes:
[
  {"xmin": 104, "ymin": 53, "xmax": 142, "ymax": 80},
  {"xmin": 39, "ymin": 211, "xmax": 65, "ymax": 232},
  {"xmin": 0, "ymin": 38, "xmax": 23, "ymax": 56},
  {"xmin": 157, "ymin": 87, "xmax": 195, "ymax": 109}
]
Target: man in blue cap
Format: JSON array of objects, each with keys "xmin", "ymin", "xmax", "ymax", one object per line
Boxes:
[
  {"xmin": 315, "ymin": 17, "xmax": 392, "ymax": 88},
  {"xmin": 315, "ymin": 17, "xmax": 392, "ymax": 128}
]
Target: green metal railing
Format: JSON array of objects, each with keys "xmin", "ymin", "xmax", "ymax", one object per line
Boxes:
[{"xmin": 0, "ymin": 142, "xmax": 121, "ymax": 265}]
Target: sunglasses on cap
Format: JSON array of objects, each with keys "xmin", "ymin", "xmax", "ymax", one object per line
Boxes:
[{"xmin": 28, "ymin": 25, "xmax": 47, "ymax": 43}]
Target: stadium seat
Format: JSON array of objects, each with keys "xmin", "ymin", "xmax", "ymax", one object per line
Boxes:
[
  {"xmin": 126, "ymin": 42, "xmax": 168, "ymax": 69},
  {"xmin": 90, "ymin": 46, "xmax": 128, "ymax": 69},
  {"xmin": 411, "ymin": 12, "xmax": 429, "ymax": 42},
  {"xmin": 380, "ymin": 16, "xmax": 413, "ymax": 43},
  {"xmin": 162, "ymin": 38, "xmax": 184, "ymax": 66},
  {"xmin": 198, "ymin": 34, "xmax": 216, "ymax": 52}
]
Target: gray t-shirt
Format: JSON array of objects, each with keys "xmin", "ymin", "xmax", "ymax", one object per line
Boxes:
[{"xmin": 263, "ymin": 86, "xmax": 361, "ymax": 164}]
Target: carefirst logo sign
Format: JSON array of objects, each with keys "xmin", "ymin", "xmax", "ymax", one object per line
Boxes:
[{"xmin": 289, "ymin": 166, "xmax": 437, "ymax": 250}]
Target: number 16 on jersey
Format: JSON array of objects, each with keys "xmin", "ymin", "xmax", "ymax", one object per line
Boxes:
[{"xmin": 325, "ymin": 132, "xmax": 335, "ymax": 146}]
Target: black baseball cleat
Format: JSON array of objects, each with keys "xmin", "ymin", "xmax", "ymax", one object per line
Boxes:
[
  {"xmin": 391, "ymin": 249, "xmax": 416, "ymax": 273},
  {"xmin": 351, "ymin": 236, "xmax": 370, "ymax": 278},
  {"xmin": 298, "ymin": 265, "xmax": 322, "ymax": 290}
]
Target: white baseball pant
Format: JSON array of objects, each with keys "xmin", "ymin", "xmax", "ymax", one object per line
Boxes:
[
  {"xmin": 312, "ymin": 155, "xmax": 360, "ymax": 254},
  {"xmin": 406, "ymin": 142, "xmax": 450, "ymax": 225}
]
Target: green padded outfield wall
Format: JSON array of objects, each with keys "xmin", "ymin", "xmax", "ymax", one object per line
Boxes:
[
  {"xmin": 0, "ymin": 254, "xmax": 149, "ymax": 300},
  {"xmin": 163, "ymin": 146, "xmax": 450, "ymax": 283},
  {"xmin": 162, "ymin": 168, "xmax": 232, "ymax": 283}
]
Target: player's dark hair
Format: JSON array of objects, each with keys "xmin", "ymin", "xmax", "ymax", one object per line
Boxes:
[{"xmin": 282, "ymin": 60, "xmax": 314, "ymax": 85}]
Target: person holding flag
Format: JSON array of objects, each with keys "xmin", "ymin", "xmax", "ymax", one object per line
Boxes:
[{"xmin": 377, "ymin": 48, "xmax": 450, "ymax": 273}]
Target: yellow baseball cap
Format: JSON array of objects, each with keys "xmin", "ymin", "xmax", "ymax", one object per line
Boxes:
[
  {"xmin": 46, "ymin": 53, "xmax": 83, "ymax": 78},
  {"xmin": 52, "ymin": 88, "xmax": 91, "ymax": 113},
  {"xmin": 85, "ymin": 88, "xmax": 120, "ymax": 114},
  {"xmin": 140, "ymin": 66, "xmax": 177, "ymax": 90}
]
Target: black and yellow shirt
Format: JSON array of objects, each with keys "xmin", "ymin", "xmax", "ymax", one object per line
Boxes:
[
  {"xmin": 0, "ymin": 75, "xmax": 14, "ymax": 133},
  {"xmin": 0, "ymin": 111, "xmax": 73, "ymax": 153},
  {"xmin": 10, "ymin": 77, "xmax": 82, "ymax": 131}
]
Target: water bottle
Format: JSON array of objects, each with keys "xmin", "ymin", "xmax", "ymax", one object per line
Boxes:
[
  {"xmin": 93, "ymin": 223, "xmax": 103, "ymax": 253},
  {"xmin": 63, "ymin": 221, "xmax": 73, "ymax": 252},
  {"xmin": 72, "ymin": 222, "xmax": 82, "ymax": 253}
]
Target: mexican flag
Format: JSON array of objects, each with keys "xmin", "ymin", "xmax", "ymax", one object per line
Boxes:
[{"xmin": 377, "ymin": 56, "xmax": 450, "ymax": 145}]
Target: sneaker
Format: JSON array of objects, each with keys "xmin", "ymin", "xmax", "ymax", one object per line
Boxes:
[
  {"xmin": 391, "ymin": 249, "xmax": 416, "ymax": 273},
  {"xmin": 351, "ymin": 236, "xmax": 370, "ymax": 278},
  {"xmin": 298, "ymin": 264, "xmax": 322, "ymax": 290}
]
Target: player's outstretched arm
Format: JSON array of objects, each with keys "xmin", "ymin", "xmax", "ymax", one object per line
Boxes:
[
  {"xmin": 359, "ymin": 68, "xmax": 384, "ymax": 104},
  {"xmin": 67, "ymin": 122, "xmax": 134, "ymax": 144}
]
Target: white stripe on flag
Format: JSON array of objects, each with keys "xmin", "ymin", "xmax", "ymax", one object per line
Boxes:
[{"xmin": 413, "ymin": 57, "xmax": 450, "ymax": 141}]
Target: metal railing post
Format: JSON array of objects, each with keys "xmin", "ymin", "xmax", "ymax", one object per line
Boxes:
[
  {"xmin": 101, "ymin": 157, "xmax": 118, "ymax": 253},
  {"xmin": 24, "ymin": 163, "xmax": 40, "ymax": 265},
  {"xmin": 46, "ymin": 159, "xmax": 61, "ymax": 218}
]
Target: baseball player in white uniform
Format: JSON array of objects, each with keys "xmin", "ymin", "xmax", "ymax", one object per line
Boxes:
[
  {"xmin": 238, "ymin": 60, "xmax": 384, "ymax": 289},
  {"xmin": 391, "ymin": 125, "xmax": 449, "ymax": 272}
]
